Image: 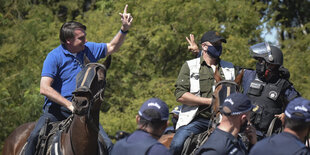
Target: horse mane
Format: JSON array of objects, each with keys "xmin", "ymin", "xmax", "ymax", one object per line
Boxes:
[{"xmin": 235, "ymin": 69, "xmax": 244, "ymax": 86}]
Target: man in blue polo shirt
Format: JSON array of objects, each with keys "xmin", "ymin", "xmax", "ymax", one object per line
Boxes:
[
  {"xmin": 249, "ymin": 97, "xmax": 310, "ymax": 155},
  {"xmin": 111, "ymin": 98, "xmax": 171, "ymax": 155},
  {"xmin": 24, "ymin": 5, "xmax": 133, "ymax": 155},
  {"xmin": 195, "ymin": 93, "xmax": 257, "ymax": 155}
]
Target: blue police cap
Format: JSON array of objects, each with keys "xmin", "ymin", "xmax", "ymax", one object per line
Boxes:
[
  {"xmin": 220, "ymin": 93, "xmax": 254, "ymax": 115},
  {"xmin": 138, "ymin": 98, "xmax": 169, "ymax": 121},
  {"xmin": 285, "ymin": 97, "xmax": 310, "ymax": 122}
]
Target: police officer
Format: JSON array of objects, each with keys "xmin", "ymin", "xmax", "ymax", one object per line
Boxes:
[
  {"xmin": 249, "ymin": 97, "xmax": 310, "ymax": 155},
  {"xmin": 195, "ymin": 93, "xmax": 257, "ymax": 155},
  {"xmin": 242, "ymin": 42, "xmax": 300, "ymax": 138},
  {"xmin": 111, "ymin": 98, "xmax": 170, "ymax": 155}
]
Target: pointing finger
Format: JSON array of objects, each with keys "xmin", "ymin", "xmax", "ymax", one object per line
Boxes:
[{"xmin": 123, "ymin": 4, "xmax": 128, "ymax": 14}]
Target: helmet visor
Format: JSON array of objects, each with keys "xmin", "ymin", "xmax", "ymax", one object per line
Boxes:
[{"xmin": 250, "ymin": 42, "xmax": 273, "ymax": 61}]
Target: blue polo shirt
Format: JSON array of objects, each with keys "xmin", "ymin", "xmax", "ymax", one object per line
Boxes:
[
  {"xmin": 249, "ymin": 132, "xmax": 310, "ymax": 155},
  {"xmin": 111, "ymin": 130, "xmax": 170, "ymax": 155},
  {"xmin": 195, "ymin": 128, "xmax": 247, "ymax": 155},
  {"xmin": 41, "ymin": 42, "xmax": 107, "ymax": 112}
]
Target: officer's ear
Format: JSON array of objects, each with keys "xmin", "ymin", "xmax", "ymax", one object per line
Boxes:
[
  {"xmin": 136, "ymin": 115, "xmax": 140, "ymax": 124},
  {"xmin": 240, "ymin": 113, "xmax": 249, "ymax": 123},
  {"xmin": 241, "ymin": 114, "xmax": 247, "ymax": 121}
]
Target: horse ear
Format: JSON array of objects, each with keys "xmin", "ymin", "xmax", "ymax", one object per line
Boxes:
[
  {"xmin": 234, "ymin": 69, "xmax": 244, "ymax": 85},
  {"xmin": 214, "ymin": 67, "xmax": 222, "ymax": 83},
  {"xmin": 103, "ymin": 55, "xmax": 112, "ymax": 70}
]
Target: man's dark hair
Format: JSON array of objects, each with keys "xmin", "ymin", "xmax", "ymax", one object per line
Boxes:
[
  {"xmin": 285, "ymin": 117, "xmax": 310, "ymax": 132},
  {"xmin": 59, "ymin": 21, "xmax": 86, "ymax": 45},
  {"xmin": 138, "ymin": 109, "xmax": 167, "ymax": 131}
]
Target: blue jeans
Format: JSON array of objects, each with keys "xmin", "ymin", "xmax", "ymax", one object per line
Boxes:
[
  {"xmin": 169, "ymin": 118, "xmax": 209, "ymax": 155},
  {"xmin": 25, "ymin": 104, "xmax": 113, "ymax": 155}
]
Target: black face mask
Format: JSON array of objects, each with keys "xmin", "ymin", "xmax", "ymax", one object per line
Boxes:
[
  {"xmin": 256, "ymin": 62, "xmax": 266, "ymax": 80},
  {"xmin": 264, "ymin": 69, "xmax": 280, "ymax": 82},
  {"xmin": 206, "ymin": 45, "xmax": 222, "ymax": 58},
  {"xmin": 256, "ymin": 61, "xmax": 280, "ymax": 82}
]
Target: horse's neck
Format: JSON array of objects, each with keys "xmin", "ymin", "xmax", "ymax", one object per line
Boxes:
[{"xmin": 64, "ymin": 115, "xmax": 99, "ymax": 155}]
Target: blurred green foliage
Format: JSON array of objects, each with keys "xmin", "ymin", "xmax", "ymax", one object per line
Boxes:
[{"xmin": 0, "ymin": 0, "xmax": 309, "ymax": 153}]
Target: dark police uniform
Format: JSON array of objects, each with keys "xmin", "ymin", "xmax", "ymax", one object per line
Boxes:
[
  {"xmin": 249, "ymin": 132, "xmax": 310, "ymax": 155},
  {"xmin": 195, "ymin": 128, "xmax": 248, "ymax": 155},
  {"xmin": 242, "ymin": 70, "xmax": 300, "ymax": 134},
  {"xmin": 111, "ymin": 130, "xmax": 170, "ymax": 155}
]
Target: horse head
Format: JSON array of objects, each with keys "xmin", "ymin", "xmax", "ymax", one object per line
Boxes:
[
  {"xmin": 72, "ymin": 55, "xmax": 111, "ymax": 116},
  {"xmin": 211, "ymin": 68, "xmax": 244, "ymax": 125},
  {"xmin": 59, "ymin": 56, "xmax": 111, "ymax": 155}
]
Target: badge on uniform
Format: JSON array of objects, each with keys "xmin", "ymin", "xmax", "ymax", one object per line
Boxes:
[
  {"xmin": 190, "ymin": 73, "xmax": 200, "ymax": 80},
  {"xmin": 269, "ymin": 91, "xmax": 278, "ymax": 100}
]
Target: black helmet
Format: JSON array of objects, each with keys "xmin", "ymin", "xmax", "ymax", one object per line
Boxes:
[{"xmin": 250, "ymin": 42, "xmax": 283, "ymax": 65}]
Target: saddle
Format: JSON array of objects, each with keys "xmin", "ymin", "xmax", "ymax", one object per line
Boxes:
[
  {"xmin": 21, "ymin": 115, "xmax": 107, "ymax": 155},
  {"xmin": 181, "ymin": 127, "xmax": 215, "ymax": 155}
]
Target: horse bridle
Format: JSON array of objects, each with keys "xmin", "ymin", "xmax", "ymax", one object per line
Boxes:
[
  {"xmin": 214, "ymin": 80, "xmax": 239, "ymax": 91},
  {"xmin": 208, "ymin": 80, "xmax": 240, "ymax": 128},
  {"xmin": 71, "ymin": 63, "xmax": 107, "ymax": 130}
]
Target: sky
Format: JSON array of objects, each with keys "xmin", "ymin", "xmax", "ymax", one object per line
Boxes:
[{"xmin": 260, "ymin": 23, "xmax": 278, "ymax": 45}]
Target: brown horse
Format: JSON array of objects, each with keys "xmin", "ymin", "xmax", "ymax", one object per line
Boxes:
[
  {"xmin": 2, "ymin": 56, "xmax": 111, "ymax": 155},
  {"xmin": 159, "ymin": 133, "xmax": 175, "ymax": 149},
  {"xmin": 158, "ymin": 68, "xmax": 244, "ymax": 152}
]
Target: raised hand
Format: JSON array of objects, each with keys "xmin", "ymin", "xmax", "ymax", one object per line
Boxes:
[
  {"xmin": 119, "ymin": 4, "xmax": 133, "ymax": 32},
  {"xmin": 186, "ymin": 34, "xmax": 199, "ymax": 55}
]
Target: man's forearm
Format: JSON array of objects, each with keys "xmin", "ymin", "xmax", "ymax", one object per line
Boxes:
[
  {"xmin": 177, "ymin": 92, "xmax": 212, "ymax": 106},
  {"xmin": 40, "ymin": 86, "xmax": 72, "ymax": 111},
  {"xmin": 106, "ymin": 29, "xmax": 127, "ymax": 55}
]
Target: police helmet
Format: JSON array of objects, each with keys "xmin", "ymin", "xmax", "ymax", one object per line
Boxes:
[{"xmin": 250, "ymin": 42, "xmax": 283, "ymax": 65}]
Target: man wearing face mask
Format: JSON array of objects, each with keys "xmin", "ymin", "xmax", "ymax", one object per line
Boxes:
[
  {"xmin": 242, "ymin": 42, "xmax": 300, "ymax": 139},
  {"xmin": 249, "ymin": 97, "xmax": 310, "ymax": 155},
  {"xmin": 170, "ymin": 31, "xmax": 239, "ymax": 155},
  {"xmin": 195, "ymin": 93, "xmax": 257, "ymax": 155}
]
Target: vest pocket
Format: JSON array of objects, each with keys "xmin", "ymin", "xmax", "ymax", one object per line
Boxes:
[
  {"xmin": 248, "ymin": 82, "xmax": 264, "ymax": 96},
  {"xmin": 251, "ymin": 105, "xmax": 282, "ymax": 132},
  {"xmin": 199, "ymin": 75, "xmax": 213, "ymax": 96}
]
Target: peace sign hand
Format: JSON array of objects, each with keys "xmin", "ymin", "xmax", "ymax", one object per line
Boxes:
[
  {"xmin": 186, "ymin": 34, "xmax": 199, "ymax": 55},
  {"xmin": 119, "ymin": 4, "xmax": 133, "ymax": 32}
]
